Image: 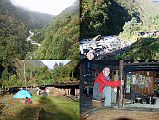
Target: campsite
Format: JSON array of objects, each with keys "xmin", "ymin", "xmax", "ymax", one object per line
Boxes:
[
  {"xmin": 0, "ymin": 90, "xmax": 79, "ymax": 120},
  {"xmin": 0, "ymin": 60, "xmax": 80, "ymax": 120}
]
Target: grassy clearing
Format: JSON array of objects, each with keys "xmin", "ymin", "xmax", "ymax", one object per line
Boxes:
[{"xmin": 0, "ymin": 95, "xmax": 79, "ymax": 120}]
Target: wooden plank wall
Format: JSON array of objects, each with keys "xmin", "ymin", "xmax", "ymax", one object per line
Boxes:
[{"xmin": 132, "ymin": 71, "xmax": 157, "ymax": 95}]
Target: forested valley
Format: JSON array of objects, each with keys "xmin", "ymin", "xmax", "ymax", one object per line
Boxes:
[
  {"xmin": 81, "ymin": 0, "xmax": 159, "ymax": 60},
  {"xmin": 0, "ymin": 0, "xmax": 53, "ymax": 65},
  {"xmin": 0, "ymin": 0, "xmax": 79, "ymax": 66},
  {"xmin": 33, "ymin": 1, "xmax": 80, "ymax": 60}
]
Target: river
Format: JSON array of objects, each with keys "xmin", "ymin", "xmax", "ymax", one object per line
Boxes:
[
  {"xmin": 80, "ymin": 36, "xmax": 133, "ymax": 60},
  {"xmin": 27, "ymin": 30, "xmax": 40, "ymax": 47}
]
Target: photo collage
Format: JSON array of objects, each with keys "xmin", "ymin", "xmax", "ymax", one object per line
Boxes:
[{"xmin": 1, "ymin": 0, "xmax": 159, "ymax": 120}]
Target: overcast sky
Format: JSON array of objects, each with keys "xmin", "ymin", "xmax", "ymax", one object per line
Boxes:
[
  {"xmin": 10, "ymin": 0, "xmax": 77, "ymax": 15},
  {"xmin": 41, "ymin": 60, "xmax": 70, "ymax": 69}
]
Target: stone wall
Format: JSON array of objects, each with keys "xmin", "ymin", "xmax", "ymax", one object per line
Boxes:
[{"xmin": 47, "ymin": 87, "xmax": 80, "ymax": 97}]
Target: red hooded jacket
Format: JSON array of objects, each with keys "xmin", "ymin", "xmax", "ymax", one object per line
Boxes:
[{"xmin": 94, "ymin": 72, "xmax": 121, "ymax": 93}]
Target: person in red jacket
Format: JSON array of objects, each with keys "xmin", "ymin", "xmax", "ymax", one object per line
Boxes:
[
  {"xmin": 93, "ymin": 67, "xmax": 124, "ymax": 108},
  {"xmin": 24, "ymin": 97, "xmax": 32, "ymax": 104}
]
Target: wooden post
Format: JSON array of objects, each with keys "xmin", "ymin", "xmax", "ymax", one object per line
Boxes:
[
  {"xmin": 69, "ymin": 88, "xmax": 71, "ymax": 96},
  {"xmin": 77, "ymin": 89, "xmax": 80, "ymax": 96},
  {"xmin": 65, "ymin": 89, "xmax": 68, "ymax": 96},
  {"xmin": 67, "ymin": 89, "xmax": 69, "ymax": 96},
  {"xmin": 75, "ymin": 89, "xmax": 76, "ymax": 96},
  {"xmin": 80, "ymin": 63, "xmax": 84, "ymax": 96},
  {"xmin": 118, "ymin": 60, "xmax": 124, "ymax": 108}
]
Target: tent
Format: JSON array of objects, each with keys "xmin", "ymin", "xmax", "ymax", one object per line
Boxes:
[{"xmin": 13, "ymin": 90, "xmax": 32, "ymax": 98}]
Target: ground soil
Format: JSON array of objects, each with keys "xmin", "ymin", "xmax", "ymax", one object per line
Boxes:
[{"xmin": 84, "ymin": 109, "xmax": 159, "ymax": 120}]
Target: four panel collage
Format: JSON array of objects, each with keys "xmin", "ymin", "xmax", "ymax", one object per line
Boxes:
[{"xmin": 1, "ymin": 0, "xmax": 159, "ymax": 120}]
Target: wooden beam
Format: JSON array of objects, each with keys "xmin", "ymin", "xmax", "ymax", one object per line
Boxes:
[{"xmin": 118, "ymin": 60, "xmax": 124, "ymax": 108}]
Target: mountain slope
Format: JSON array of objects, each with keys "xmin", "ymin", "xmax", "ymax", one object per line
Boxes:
[
  {"xmin": 0, "ymin": 0, "xmax": 54, "ymax": 63},
  {"xmin": 81, "ymin": 0, "xmax": 159, "ymax": 38},
  {"xmin": 13, "ymin": 6, "xmax": 54, "ymax": 29},
  {"xmin": 119, "ymin": 0, "xmax": 159, "ymax": 40},
  {"xmin": 80, "ymin": 0, "xmax": 138, "ymax": 38},
  {"xmin": 33, "ymin": 1, "xmax": 80, "ymax": 60},
  {"xmin": 0, "ymin": 0, "xmax": 33, "ymax": 62},
  {"xmin": 115, "ymin": 0, "xmax": 159, "ymax": 59},
  {"xmin": 114, "ymin": 38, "xmax": 159, "ymax": 60}
]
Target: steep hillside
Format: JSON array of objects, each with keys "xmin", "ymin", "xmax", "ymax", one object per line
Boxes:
[
  {"xmin": 13, "ymin": 6, "xmax": 54, "ymax": 29},
  {"xmin": 33, "ymin": 1, "xmax": 80, "ymax": 60},
  {"xmin": 80, "ymin": 0, "xmax": 159, "ymax": 60},
  {"xmin": 0, "ymin": 0, "xmax": 33, "ymax": 62},
  {"xmin": 116, "ymin": 0, "xmax": 159, "ymax": 59},
  {"xmin": 114, "ymin": 38, "xmax": 159, "ymax": 60},
  {"xmin": 119, "ymin": 0, "xmax": 159, "ymax": 41},
  {"xmin": 80, "ymin": 0, "xmax": 138, "ymax": 38},
  {"xmin": 0, "ymin": 0, "xmax": 54, "ymax": 64},
  {"xmin": 81, "ymin": 0, "xmax": 159, "ymax": 38}
]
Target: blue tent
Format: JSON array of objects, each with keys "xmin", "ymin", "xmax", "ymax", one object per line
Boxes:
[{"xmin": 13, "ymin": 90, "xmax": 32, "ymax": 98}]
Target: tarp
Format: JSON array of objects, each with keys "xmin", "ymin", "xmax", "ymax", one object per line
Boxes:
[{"xmin": 13, "ymin": 90, "xmax": 32, "ymax": 98}]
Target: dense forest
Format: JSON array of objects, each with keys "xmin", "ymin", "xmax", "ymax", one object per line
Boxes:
[
  {"xmin": 80, "ymin": 0, "xmax": 138, "ymax": 38},
  {"xmin": 117, "ymin": 0, "xmax": 159, "ymax": 59},
  {"xmin": 81, "ymin": 0, "xmax": 159, "ymax": 59},
  {"xmin": 0, "ymin": 60, "xmax": 79, "ymax": 88},
  {"xmin": 114, "ymin": 38, "xmax": 159, "ymax": 60},
  {"xmin": 0, "ymin": 0, "xmax": 80, "ymax": 60},
  {"xmin": 0, "ymin": 0, "xmax": 31, "ymax": 62},
  {"xmin": 33, "ymin": 1, "xmax": 80, "ymax": 60},
  {"xmin": 119, "ymin": 0, "xmax": 159, "ymax": 41},
  {"xmin": 81, "ymin": 0, "xmax": 159, "ymax": 39},
  {"xmin": 0, "ymin": 0, "xmax": 53, "ymax": 64}
]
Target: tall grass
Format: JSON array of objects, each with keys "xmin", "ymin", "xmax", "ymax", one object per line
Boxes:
[{"xmin": 0, "ymin": 95, "xmax": 79, "ymax": 120}]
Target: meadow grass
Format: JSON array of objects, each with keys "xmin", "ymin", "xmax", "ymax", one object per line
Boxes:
[{"xmin": 0, "ymin": 95, "xmax": 80, "ymax": 120}]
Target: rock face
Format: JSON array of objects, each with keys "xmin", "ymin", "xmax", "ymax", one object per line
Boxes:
[
  {"xmin": 80, "ymin": 35, "xmax": 132, "ymax": 60},
  {"xmin": 49, "ymin": 87, "xmax": 66, "ymax": 96},
  {"xmin": 46, "ymin": 87, "xmax": 80, "ymax": 97}
]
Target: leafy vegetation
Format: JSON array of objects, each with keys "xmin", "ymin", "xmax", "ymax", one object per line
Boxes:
[
  {"xmin": 51, "ymin": 60, "xmax": 79, "ymax": 83},
  {"xmin": 31, "ymin": 29, "xmax": 45, "ymax": 44},
  {"xmin": 119, "ymin": 0, "xmax": 159, "ymax": 41},
  {"xmin": 33, "ymin": 1, "xmax": 80, "ymax": 60},
  {"xmin": 80, "ymin": 0, "xmax": 138, "ymax": 38},
  {"xmin": 115, "ymin": 0, "xmax": 159, "ymax": 59},
  {"xmin": 0, "ymin": 0, "xmax": 33, "ymax": 61},
  {"xmin": 0, "ymin": 0, "xmax": 53, "ymax": 62},
  {"xmin": 80, "ymin": 0, "xmax": 159, "ymax": 59},
  {"xmin": 0, "ymin": 0, "xmax": 79, "ymax": 60},
  {"xmin": 0, "ymin": 60, "xmax": 79, "ymax": 88},
  {"xmin": 119, "ymin": 17, "xmax": 141, "ymax": 42},
  {"xmin": 114, "ymin": 38, "xmax": 159, "ymax": 60},
  {"xmin": 81, "ymin": 0, "xmax": 159, "ymax": 39}
]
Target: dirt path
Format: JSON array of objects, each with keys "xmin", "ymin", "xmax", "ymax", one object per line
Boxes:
[{"xmin": 85, "ymin": 109, "xmax": 159, "ymax": 120}]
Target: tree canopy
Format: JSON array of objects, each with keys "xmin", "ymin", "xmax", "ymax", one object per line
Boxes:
[
  {"xmin": 0, "ymin": 60, "xmax": 79, "ymax": 88},
  {"xmin": 33, "ymin": 1, "xmax": 80, "ymax": 60}
]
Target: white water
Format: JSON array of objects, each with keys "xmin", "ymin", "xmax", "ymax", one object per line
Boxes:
[
  {"xmin": 27, "ymin": 30, "xmax": 40, "ymax": 47},
  {"xmin": 80, "ymin": 35, "xmax": 133, "ymax": 59}
]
